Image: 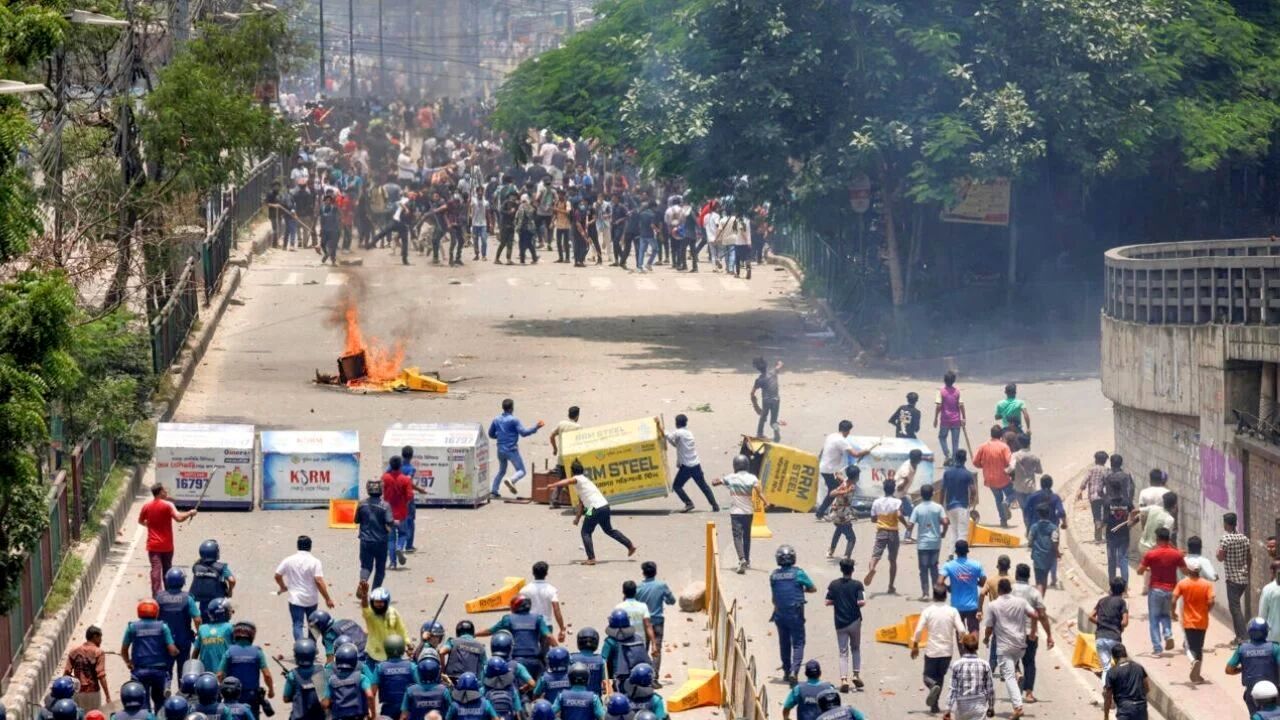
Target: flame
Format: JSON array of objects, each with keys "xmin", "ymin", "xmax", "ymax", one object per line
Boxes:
[{"xmin": 338, "ymin": 295, "xmax": 404, "ymax": 385}]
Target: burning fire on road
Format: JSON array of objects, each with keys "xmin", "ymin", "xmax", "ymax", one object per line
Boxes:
[{"xmin": 315, "ymin": 276, "xmax": 448, "ymax": 394}]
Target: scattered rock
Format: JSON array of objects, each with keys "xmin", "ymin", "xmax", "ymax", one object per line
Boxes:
[{"xmin": 678, "ymin": 582, "xmax": 706, "ymax": 612}]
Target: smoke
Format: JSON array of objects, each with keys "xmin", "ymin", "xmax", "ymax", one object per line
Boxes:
[{"xmin": 326, "ymin": 273, "xmax": 409, "ymax": 383}]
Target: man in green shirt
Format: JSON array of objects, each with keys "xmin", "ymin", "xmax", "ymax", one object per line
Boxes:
[{"xmin": 994, "ymin": 383, "xmax": 1030, "ymax": 433}]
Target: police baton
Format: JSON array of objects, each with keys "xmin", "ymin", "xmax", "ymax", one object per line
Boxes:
[
  {"xmin": 271, "ymin": 654, "xmax": 295, "ymax": 674},
  {"xmin": 414, "ymin": 594, "xmax": 448, "ymax": 658}
]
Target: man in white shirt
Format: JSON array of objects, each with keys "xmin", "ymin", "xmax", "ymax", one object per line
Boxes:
[
  {"xmin": 666, "ymin": 414, "xmax": 719, "ymax": 513},
  {"xmin": 274, "ymin": 535, "xmax": 335, "ymax": 641},
  {"xmin": 816, "ymin": 420, "xmax": 872, "ymax": 520},
  {"xmin": 524, "ymin": 561, "xmax": 567, "ymax": 643},
  {"xmin": 713, "ymin": 455, "xmax": 760, "ymax": 574},
  {"xmin": 546, "ymin": 460, "xmax": 636, "ymax": 566},
  {"xmin": 912, "ymin": 584, "xmax": 968, "ymax": 713},
  {"xmin": 704, "ymin": 206, "xmax": 723, "ymax": 268}
]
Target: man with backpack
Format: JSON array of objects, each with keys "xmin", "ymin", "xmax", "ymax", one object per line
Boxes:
[{"xmin": 1104, "ymin": 454, "xmax": 1136, "ymax": 586}]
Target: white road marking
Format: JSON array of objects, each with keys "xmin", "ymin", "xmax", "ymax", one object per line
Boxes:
[
  {"xmin": 634, "ymin": 277, "xmax": 658, "ymax": 291},
  {"xmin": 283, "ymin": 272, "xmax": 301, "ymax": 285},
  {"xmin": 325, "ymin": 273, "xmax": 348, "ymax": 286},
  {"xmin": 94, "ymin": 522, "xmax": 147, "ymax": 628},
  {"xmin": 719, "ymin": 277, "xmax": 749, "ymax": 292},
  {"xmin": 589, "ymin": 277, "xmax": 613, "ymax": 290},
  {"xmin": 676, "ymin": 277, "xmax": 703, "ymax": 292}
]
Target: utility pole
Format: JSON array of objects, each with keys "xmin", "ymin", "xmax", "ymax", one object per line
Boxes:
[
  {"xmin": 348, "ymin": 0, "xmax": 355, "ymax": 98},
  {"xmin": 53, "ymin": 48, "xmax": 66, "ymax": 266},
  {"xmin": 318, "ymin": 0, "xmax": 326, "ymax": 94},
  {"xmin": 377, "ymin": 0, "xmax": 386, "ymax": 97}
]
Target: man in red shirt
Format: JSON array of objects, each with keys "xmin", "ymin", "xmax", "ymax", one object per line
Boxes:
[
  {"xmin": 137, "ymin": 483, "xmax": 197, "ymax": 594},
  {"xmin": 1137, "ymin": 526, "xmax": 1187, "ymax": 656},
  {"xmin": 381, "ymin": 456, "xmax": 412, "ymax": 570},
  {"xmin": 972, "ymin": 424, "xmax": 1013, "ymax": 528}
]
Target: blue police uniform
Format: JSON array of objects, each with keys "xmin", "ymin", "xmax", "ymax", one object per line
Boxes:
[
  {"xmin": 374, "ymin": 658, "xmax": 418, "ymax": 719},
  {"xmin": 155, "ymin": 590, "xmax": 199, "ymax": 685},
  {"xmin": 326, "ymin": 669, "xmax": 369, "ymax": 720},
  {"xmin": 769, "ymin": 567, "xmax": 813, "ymax": 678},
  {"xmin": 553, "ymin": 688, "xmax": 604, "ymax": 720},
  {"xmin": 568, "ymin": 653, "xmax": 605, "ymax": 696},
  {"xmin": 125, "ymin": 620, "xmax": 174, "ymax": 711},
  {"xmin": 402, "ymin": 683, "xmax": 451, "ymax": 720}
]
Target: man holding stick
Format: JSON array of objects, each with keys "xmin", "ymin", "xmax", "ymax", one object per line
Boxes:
[{"xmin": 139, "ymin": 482, "xmax": 198, "ymax": 596}]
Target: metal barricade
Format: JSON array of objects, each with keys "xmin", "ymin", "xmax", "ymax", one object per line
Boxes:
[
  {"xmin": 151, "ymin": 258, "xmax": 199, "ymax": 372},
  {"xmin": 704, "ymin": 522, "xmax": 771, "ymax": 720}
]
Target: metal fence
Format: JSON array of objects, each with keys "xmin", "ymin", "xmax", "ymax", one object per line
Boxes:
[
  {"xmin": 150, "ymin": 257, "xmax": 199, "ymax": 373},
  {"xmin": 704, "ymin": 522, "xmax": 770, "ymax": 720},
  {"xmin": 0, "ymin": 438, "xmax": 119, "ymax": 690}
]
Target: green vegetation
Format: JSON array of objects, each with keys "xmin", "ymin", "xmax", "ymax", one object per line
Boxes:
[{"xmin": 43, "ymin": 554, "xmax": 85, "ymax": 617}]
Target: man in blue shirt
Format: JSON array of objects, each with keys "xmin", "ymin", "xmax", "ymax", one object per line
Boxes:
[
  {"xmin": 938, "ymin": 449, "xmax": 976, "ymax": 547},
  {"xmin": 906, "ymin": 485, "xmax": 948, "ymax": 601},
  {"xmin": 634, "ymin": 563, "xmax": 675, "ymax": 684},
  {"xmin": 941, "ymin": 540, "xmax": 986, "ymax": 633},
  {"xmin": 1023, "ymin": 475, "xmax": 1067, "ymax": 588},
  {"xmin": 488, "ymin": 398, "xmax": 545, "ymax": 498}
]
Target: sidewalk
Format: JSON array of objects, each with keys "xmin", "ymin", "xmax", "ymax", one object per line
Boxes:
[{"xmin": 1062, "ymin": 471, "xmax": 1249, "ymax": 720}]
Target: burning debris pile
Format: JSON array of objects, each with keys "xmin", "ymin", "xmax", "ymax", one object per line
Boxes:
[{"xmin": 315, "ymin": 278, "xmax": 448, "ymax": 394}]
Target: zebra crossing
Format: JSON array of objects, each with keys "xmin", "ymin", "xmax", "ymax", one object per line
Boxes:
[{"xmin": 261, "ymin": 267, "xmax": 756, "ymax": 293}]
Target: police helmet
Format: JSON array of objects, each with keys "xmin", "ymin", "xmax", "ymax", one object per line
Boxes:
[
  {"xmin": 187, "ymin": 715, "xmax": 207, "ymax": 720},
  {"xmin": 232, "ymin": 620, "xmax": 257, "ymax": 642},
  {"xmin": 308, "ymin": 610, "xmax": 333, "ymax": 633},
  {"xmin": 635, "ymin": 713, "xmax": 658, "ymax": 720},
  {"xmin": 452, "ymin": 672, "xmax": 482, "ymax": 703},
  {"xmin": 817, "ymin": 689, "xmax": 841, "ymax": 712},
  {"xmin": 207, "ymin": 598, "xmax": 231, "ymax": 623},
  {"xmin": 180, "ymin": 672, "xmax": 201, "ymax": 697},
  {"xmin": 485, "ymin": 657, "xmax": 510, "ymax": 679},
  {"xmin": 568, "ymin": 662, "xmax": 590, "ymax": 686},
  {"xmin": 121, "ymin": 682, "xmax": 148, "ymax": 710},
  {"xmin": 546, "ymin": 647, "xmax": 571, "ymax": 673},
  {"xmin": 163, "ymin": 694, "xmax": 191, "ymax": 720},
  {"xmin": 530, "ymin": 700, "xmax": 555, "ymax": 720},
  {"xmin": 423, "ymin": 621, "xmax": 445, "ymax": 638},
  {"xmin": 417, "ymin": 657, "xmax": 442, "ymax": 684},
  {"xmin": 1250, "ymin": 617, "xmax": 1270, "ymax": 643},
  {"xmin": 50, "ymin": 699, "xmax": 79, "ymax": 720},
  {"xmin": 366, "ymin": 479, "xmax": 383, "ymax": 496},
  {"xmin": 1255, "ymin": 680, "xmax": 1279, "ymax": 702},
  {"xmin": 334, "ymin": 643, "xmax": 360, "ymax": 671},
  {"xmin": 293, "ymin": 638, "xmax": 318, "ymax": 667},
  {"xmin": 576, "ymin": 627, "xmax": 600, "ymax": 652},
  {"xmin": 510, "ymin": 594, "xmax": 532, "ymax": 614},
  {"xmin": 369, "ymin": 587, "xmax": 391, "ymax": 614},
  {"xmin": 384, "ymin": 633, "xmax": 406, "ymax": 659},
  {"xmin": 334, "ymin": 634, "xmax": 354, "ymax": 648},
  {"xmin": 608, "ymin": 609, "xmax": 631, "ymax": 630},
  {"xmin": 803, "ymin": 659, "xmax": 821, "ymax": 679},
  {"xmin": 137, "ymin": 599, "xmax": 160, "ymax": 619},
  {"xmin": 221, "ymin": 676, "xmax": 243, "ymax": 701},
  {"xmin": 732, "ymin": 454, "xmax": 750, "ymax": 473},
  {"xmin": 164, "ymin": 568, "xmax": 187, "ymax": 592},
  {"xmin": 606, "ymin": 694, "xmax": 631, "ymax": 718},
  {"xmin": 490, "ymin": 630, "xmax": 513, "ymax": 658},
  {"xmin": 194, "ymin": 673, "xmax": 221, "ymax": 703},
  {"xmin": 181, "ymin": 659, "xmax": 206, "ymax": 678},
  {"xmin": 456, "ymin": 620, "xmax": 476, "ymax": 637},
  {"xmin": 198, "ymin": 540, "xmax": 220, "ymax": 562},
  {"xmin": 628, "ymin": 663, "xmax": 654, "ymax": 688},
  {"xmin": 776, "ymin": 545, "xmax": 797, "ymax": 567},
  {"xmin": 50, "ymin": 676, "xmax": 77, "ymax": 700}
]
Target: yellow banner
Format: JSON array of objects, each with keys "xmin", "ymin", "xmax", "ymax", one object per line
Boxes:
[
  {"xmin": 757, "ymin": 441, "xmax": 820, "ymax": 512},
  {"xmin": 561, "ymin": 417, "xmax": 669, "ymax": 506}
]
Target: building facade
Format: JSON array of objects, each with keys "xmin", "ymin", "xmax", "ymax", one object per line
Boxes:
[{"xmin": 1102, "ymin": 238, "xmax": 1280, "ymax": 607}]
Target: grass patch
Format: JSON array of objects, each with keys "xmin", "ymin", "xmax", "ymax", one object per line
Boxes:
[
  {"xmin": 43, "ymin": 554, "xmax": 86, "ymax": 617},
  {"xmin": 83, "ymin": 464, "xmax": 132, "ymax": 539}
]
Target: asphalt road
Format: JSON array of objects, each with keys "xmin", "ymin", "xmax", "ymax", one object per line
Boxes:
[{"xmin": 68, "ymin": 241, "xmax": 1133, "ymax": 720}]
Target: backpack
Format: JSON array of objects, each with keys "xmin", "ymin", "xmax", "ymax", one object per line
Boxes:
[{"xmin": 370, "ymin": 185, "xmax": 388, "ymax": 214}]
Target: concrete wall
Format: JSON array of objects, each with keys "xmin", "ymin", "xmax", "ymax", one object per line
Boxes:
[{"xmin": 1112, "ymin": 405, "xmax": 1204, "ymax": 538}]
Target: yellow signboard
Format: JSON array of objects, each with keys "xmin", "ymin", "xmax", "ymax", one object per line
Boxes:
[
  {"xmin": 743, "ymin": 437, "xmax": 820, "ymax": 512},
  {"xmin": 560, "ymin": 417, "xmax": 669, "ymax": 506}
]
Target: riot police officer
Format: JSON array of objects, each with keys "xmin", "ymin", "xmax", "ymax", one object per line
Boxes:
[
  {"xmin": 415, "ymin": 621, "xmax": 446, "ymax": 663},
  {"xmin": 113, "ymin": 682, "xmax": 153, "ymax": 720},
  {"xmin": 813, "ymin": 688, "xmax": 865, "ymax": 720},
  {"xmin": 402, "ymin": 657, "xmax": 451, "ymax": 720},
  {"xmin": 323, "ymin": 644, "xmax": 373, "ymax": 720},
  {"xmin": 534, "ymin": 647, "xmax": 572, "ymax": 703},
  {"xmin": 191, "ymin": 540, "xmax": 235, "ymax": 623},
  {"xmin": 480, "ymin": 594, "xmax": 556, "ymax": 681},
  {"xmin": 308, "ymin": 610, "xmax": 369, "ymax": 663},
  {"xmin": 122, "ymin": 600, "xmax": 179, "ymax": 712},
  {"xmin": 373, "ymin": 635, "xmax": 418, "ymax": 720},
  {"xmin": 191, "ymin": 674, "xmax": 224, "ymax": 718},
  {"xmin": 482, "ymin": 658, "xmax": 523, "ymax": 720},
  {"xmin": 769, "ymin": 545, "xmax": 815, "ymax": 685},
  {"xmin": 601, "ymin": 611, "xmax": 649, "ymax": 691},
  {"xmin": 619, "ymin": 664, "xmax": 664, "ymax": 720},
  {"xmin": 446, "ymin": 672, "xmax": 498, "ymax": 720},
  {"xmin": 219, "ymin": 621, "xmax": 275, "ymax": 718},
  {"xmin": 1254, "ymin": 681, "xmax": 1280, "ymax": 720},
  {"xmin": 569, "ymin": 629, "xmax": 605, "ymax": 696},
  {"xmin": 782, "ymin": 661, "xmax": 834, "ymax": 720},
  {"xmin": 50, "ymin": 699, "xmax": 81, "ymax": 720},
  {"xmin": 1229, "ymin": 618, "xmax": 1280, "ymax": 715},
  {"xmin": 603, "ymin": 694, "xmax": 631, "ymax": 720},
  {"xmin": 442, "ymin": 621, "xmax": 488, "ymax": 685},
  {"xmin": 282, "ymin": 639, "xmax": 325, "ymax": 720},
  {"xmin": 156, "ymin": 569, "xmax": 201, "ymax": 688},
  {"xmin": 551, "ymin": 665, "xmax": 605, "ymax": 720},
  {"xmin": 221, "ymin": 677, "xmax": 254, "ymax": 720},
  {"xmin": 162, "ymin": 696, "xmax": 190, "ymax": 720}
]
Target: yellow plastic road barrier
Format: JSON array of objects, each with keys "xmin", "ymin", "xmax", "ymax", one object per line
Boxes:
[
  {"xmin": 750, "ymin": 495, "xmax": 773, "ymax": 538},
  {"xmin": 464, "ymin": 576, "xmax": 526, "ymax": 613},
  {"xmin": 967, "ymin": 522, "xmax": 1023, "ymax": 548},
  {"xmin": 328, "ymin": 499, "xmax": 358, "ymax": 529},
  {"xmin": 1072, "ymin": 632, "xmax": 1102, "ymax": 672},
  {"xmin": 874, "ymin": 613, "xmax": 923, "ymax": 646},
  {"xmin": 398, "ymin": 367, "xmax": 448, "ymax": 392},
  {"xmin": 667, "ymin": 669, "xmax": 722, "ymax": 712}
]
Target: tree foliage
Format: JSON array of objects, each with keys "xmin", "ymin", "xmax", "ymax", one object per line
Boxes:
[{"xmin": 141, "ymin": 13, "xmax": 304, "ymax": 189}]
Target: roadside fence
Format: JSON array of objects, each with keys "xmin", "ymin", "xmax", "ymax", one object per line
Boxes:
[{"xmin": 704, "ymin": 521, "xmax": 771, "ymax": 720}]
